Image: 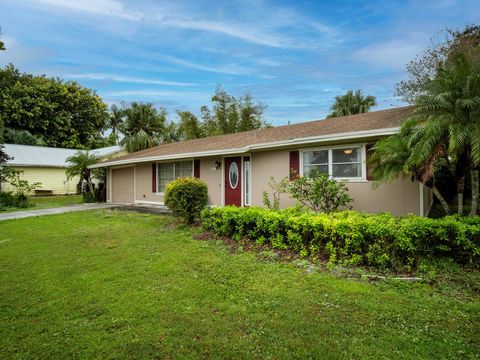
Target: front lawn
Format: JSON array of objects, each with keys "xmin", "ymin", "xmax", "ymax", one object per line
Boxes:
[
  {"xmin": 0, "ymin": 210, "xmax": 478, "ymax": 359},
  {"xmin": 1, "ymin": 194, "xmax": 83, "ymax": 213}
]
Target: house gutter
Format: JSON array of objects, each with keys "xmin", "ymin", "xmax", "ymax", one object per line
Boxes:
[{"xmin": 89, "ymin": 127, "xmax": 400, "ymax": 169}]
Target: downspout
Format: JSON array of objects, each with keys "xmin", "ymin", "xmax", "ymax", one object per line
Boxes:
[{"xmin": 419, "ymin": 182, "xmax": 424, "ymax": 217}]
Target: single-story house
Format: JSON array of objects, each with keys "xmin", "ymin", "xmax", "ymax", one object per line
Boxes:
[
  {"xmin": 90, "ymin": 107, "xmax": 433, "ymax": 216},
  {"xmin": 1, "ymin": 144, "xmax": 123, "ymax": 195}
]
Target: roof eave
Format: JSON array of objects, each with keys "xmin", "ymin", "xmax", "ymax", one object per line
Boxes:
[{"xmin": 89, "ymin": 127, "xmax": 399, "ymax": 169}]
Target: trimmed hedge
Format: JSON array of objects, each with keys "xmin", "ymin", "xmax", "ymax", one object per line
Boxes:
[
  {"xmin": 201, "ymin": 207, "xmax": 480, "ymax": 270},
  {"xmin": 165, "ymin": 177, "xmax": 208, "ymax": 224}
]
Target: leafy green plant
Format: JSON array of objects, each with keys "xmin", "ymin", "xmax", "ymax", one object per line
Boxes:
[
  {"xmin": 287, "ymin": 168, "xmax": 352, "ymax": 213},
  {"xmin": 202, "ymin": 207, "xmax": 480, "ymax": 271},
  {"xmin": 6, "ymin": 170, "xmax": 41, "ymax": 196},
  {"xmin": 262, "ymin": 176, "xmax": 288, "ymax": 210},
  {"xmin": 165, "ymin": 177, "xmax": 208, "ymax": 224}
]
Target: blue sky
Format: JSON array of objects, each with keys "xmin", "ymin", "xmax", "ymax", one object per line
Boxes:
[{"xmin": 0, "ymin": 0, "xmax": 478, "ymax": 125}]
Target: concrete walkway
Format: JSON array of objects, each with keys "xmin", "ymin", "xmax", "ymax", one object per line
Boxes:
[{"xmin": 0, "ymin": 203, "xmax": 117, "ymax": 221}]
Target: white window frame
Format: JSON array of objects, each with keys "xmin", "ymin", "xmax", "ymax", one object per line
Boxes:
[
  {"xmin": 156, "ymin": 159, "xmax": 194, "ymax": 195},
  {"xmin": 300, "ymin": 144, "xmax": 367, "ymax": 182}
]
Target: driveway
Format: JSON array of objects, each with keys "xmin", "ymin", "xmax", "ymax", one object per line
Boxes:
[{"xmin": 0, "ymin": 203, "xmax": 117, "ymax": 221}]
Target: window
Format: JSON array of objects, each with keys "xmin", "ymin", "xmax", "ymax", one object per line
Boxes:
[
  {"xmin": 302, "ymin": 146, "xmax": 364, "ymax": 180},
  {"xmin": 244, "ymin": 159, "xmax": 251, "ymax": 206},
  {"xmin": 157, "ymin": 160, "xmax": 193, "ymax": 192},
  {"xmin": 229, "ymin": 161, "xmax": 239, "ymax": 189}
]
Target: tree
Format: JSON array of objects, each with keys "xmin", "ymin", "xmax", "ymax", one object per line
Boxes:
[
  {"xmin": 0, "ymin": 144, "xmax": 13, "ymax": 189},
  {"xmin": 107, "ymin": 104, "xmax": 125, "ymax": 145},
  {"xmin": 177, "ymin": 110, "xmax": 204, "ymax": 140},
  {"xmin": 3, "ymin": 128, "xmax": 44, "ymax": 146},
  {"xmin": 396, "ymin": 25, "xmax": 480, "ymax": 103},
  {"xmin": 0, "ymin": 64, "xmax": 109, "ymax": 149},
  {"xmin": 120, "ymin": 102, "xmax": 167, "ymax": 153},
  {"xmin": 200, "ymin": 85, "xmax": 269, "ymax": 136},
  {"xmin": 406, "ymin": 54, "xmax": 480, "ymax": 216},
  {"xmin": 327, "ymin": 90, "xmax": 376, "ymax": 118},
  {"xmin": 65, "ymin": 151, "xmax": 100, "ymax": 197},
  {"xmin": 368, "ymin": 123, "xmax": 451, "ymax": 214}
]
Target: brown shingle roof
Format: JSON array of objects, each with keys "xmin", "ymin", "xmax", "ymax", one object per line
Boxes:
[{"xmin": 98, "ymin": 106, "xmax": 411, "ymax": 166}]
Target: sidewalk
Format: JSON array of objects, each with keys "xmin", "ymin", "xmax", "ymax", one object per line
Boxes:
[{"xmin": 0, "ymin": 203, "xmax": 117, "ymax": 221}]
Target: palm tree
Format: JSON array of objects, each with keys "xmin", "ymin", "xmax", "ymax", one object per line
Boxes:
[
  {"xmin": 369, "ymin": 122, "xmax": 451, "ymax": 214},
  {"xmin": 407, "ymin": 54, "xmax": 480, "ymax": 216},
  {"xmin": 120, "ymin": 102, "xmax": 167, "ymax": 153},
  {"xmin": 108, "ymin": 104, "xmax": 125, "ymax": 145},
  {"xmin": 327, "ymin": 90, "xmax": 377, "ymax": 118},
  {"xmin": 66, "ymin": 151, "xmax": 100, "ymax": 196}
]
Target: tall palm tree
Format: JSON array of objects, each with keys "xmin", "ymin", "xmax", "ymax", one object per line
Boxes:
[
  {"xmin": 407, "ymin": 54, "xmax": 480, "ymax": 215},
  {"xmin": 327, "ymin": 90, "xmax": 377, "ymax": 118},
  {"xmin": 108, "ymin": 104, "xmax": 125, "ymax": 145},
  {"xmin": 369, "ymin": 122, "xmax": 451, "ymax": 214},
  {"xmin": 120, "ymin": 102, "xmax": 167, "ymax": 153},
  {"xmin": 66, "ymin": 151, "xmax": 100, "ymax": 196}
]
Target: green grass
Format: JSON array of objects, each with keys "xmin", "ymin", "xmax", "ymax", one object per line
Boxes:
[
  {"xmin": 0, "ymin": 210, "xmax": 478, "ymax": 359},
  {"xmin": 1, "ymin": 194, "xmax": 83, "ymax": 213}
]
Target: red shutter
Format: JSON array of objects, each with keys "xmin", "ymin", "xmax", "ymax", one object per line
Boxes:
[
  {"xmin": 152, "ymin": 163, "xmax": 157, "ymax": 192},
  {"xmin": 289, "ymin": 151, "xmax": 300, "ymax": 180},
  {"xmin": 194, "ymin": 160, "xmax": 200, "ymax": 178},
  {"xmin": 366, "ymin": 144, "xmax": 374, "ymax": 181}
]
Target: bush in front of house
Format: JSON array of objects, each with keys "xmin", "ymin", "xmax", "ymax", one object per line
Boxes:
[
  {"xmin": 201, "ymin": 206, "xmax": 480, "ymax": 270},
  {"xmin": 165, "ymin": 177, "xmax": 209, "ymax": 224}
]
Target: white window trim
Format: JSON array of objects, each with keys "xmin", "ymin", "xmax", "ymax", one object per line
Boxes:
[
  {"xmin": 300, "ymin": 144, "xmax": 367, "ymax": 182},
  {"xmin": 156, "ymin": 159, "xmax": 194, "ymax": 195}
]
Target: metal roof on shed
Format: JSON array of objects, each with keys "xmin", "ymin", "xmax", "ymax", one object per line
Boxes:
[{"xmin": 2, "ymin": 144, "xmax": 122, "ymax": 168}]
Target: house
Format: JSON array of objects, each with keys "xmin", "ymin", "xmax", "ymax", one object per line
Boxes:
[
  {"xmin": 90, "ymin": 107, "xmax": 433, "ymax": 216},
  {"xmin": 1, "ymin": 144, "xmax": 123, "ymax": 195}
]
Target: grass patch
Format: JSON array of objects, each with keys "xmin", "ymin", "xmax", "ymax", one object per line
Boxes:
[
  {"xmin": 0, "ymin": 210, "xmax": 479, "ymax": 359},
  {"xmin": 1, "ymin": 194, "xmax": 83, "ymax": 213}
]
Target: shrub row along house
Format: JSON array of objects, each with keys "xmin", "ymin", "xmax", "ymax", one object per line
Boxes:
[
  {"xmin": 1, "ymin": 144, "xmax": 123, "ymax": 195},
  {"xmin": 90, "ymin": 107, "xmax": 433, "ymax": 216}
]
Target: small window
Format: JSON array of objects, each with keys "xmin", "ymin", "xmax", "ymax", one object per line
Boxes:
[
  {"xmin": 157, "ymin": 160, "xmax": 193, "ymax": 192},
  {"xmin": 332, "ymin": 148, "xmax": 362, "ymax": 178},
  {"xmin": 229, "ymin": 161, "xmax": 239, "ymax": 189},
  {"xmin": 302, "ymin": 146, "xmax": 364, "ymax": 180},
  {"xmin": 244, "ymin": 160, "xmax": 250, "ymax": 205},
  {"xmin": 303, "ymin": 150, "xmax": 328, "ymax": 177}
]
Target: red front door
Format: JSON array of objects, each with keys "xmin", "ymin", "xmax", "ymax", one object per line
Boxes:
[{"xmin": 224, "ymin": 157, "xmax": 242, "ymax": 206}]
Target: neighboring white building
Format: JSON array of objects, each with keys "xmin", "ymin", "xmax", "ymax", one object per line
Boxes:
[{"xmin": 1, "ymin": 144, "xmax": 123, "ymax": 195}]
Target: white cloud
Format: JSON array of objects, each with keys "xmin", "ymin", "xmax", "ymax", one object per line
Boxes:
[
  {"xmin": 155, "ymin": 54, "xmax": 251, "ymax": 75},
  {"xmin": 63, "ymin": 73, "xmax": 196, "ymax": 86},
  {"xmin": 34, "ymin": 0, "xmax": 141, "ymax": 20},
  {"xmin": 351, "ymin": 39, "xmax": 425, "ymax": 70},
  {"xmin": 24, "ymin": 0, "xmax": 337, "ymax": 49}
]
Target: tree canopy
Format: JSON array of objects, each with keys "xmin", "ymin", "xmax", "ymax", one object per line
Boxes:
[
  {"xmin": 327, "ymin": 90, "xmax": 376, "ymax": 118},
  {"xmin": 395, "ymin": 24, "xmax": 480, "ymax": 103},
  {"xmin": 200, "ymin": 85, "xmax": 269, "ymax": 136},
  {"xmin": 119, "ymin": 102, "xmax": 168, "ymax": 153},
  {"xmin": 0, "ymin": 64, "xmax": 109, "ymax": 149}
]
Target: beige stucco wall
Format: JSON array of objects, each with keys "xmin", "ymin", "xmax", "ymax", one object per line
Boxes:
[
  {"xmin": 1, "ymin": 166, "xmax": 79, "ymax": 195},
  {"xmin": 134, "ymin": 163, "xmax": 164, "ymax": 203},
  {"xmin": 199, "ymin": 156, "xmax": 223, "ymax": 205},
  {"xmin": 108, "ymin": 147, "xmax": 430, "ymax": 216},
  {"xmin": 251, "ymin": 148, "xmax": 426, "ymax": 216},
  {"xmin": 113, "ymin": 158, "xmax": 223, "ymax": 205}
]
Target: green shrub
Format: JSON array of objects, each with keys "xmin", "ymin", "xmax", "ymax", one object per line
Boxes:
[
  {"xmin": 202, "ymin": 207, "xmax": 480, "ymax": 270},
  {"xmin": 82, "ymin": 192, "xmax": 96, "ymax": 203},
  {"xmin": 0, "ymin": 191, "xmax": 30, "ymax": 210},
  {"xmin": 165, "ymin": 177, "xmax": 208, "ymax": 224}
]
